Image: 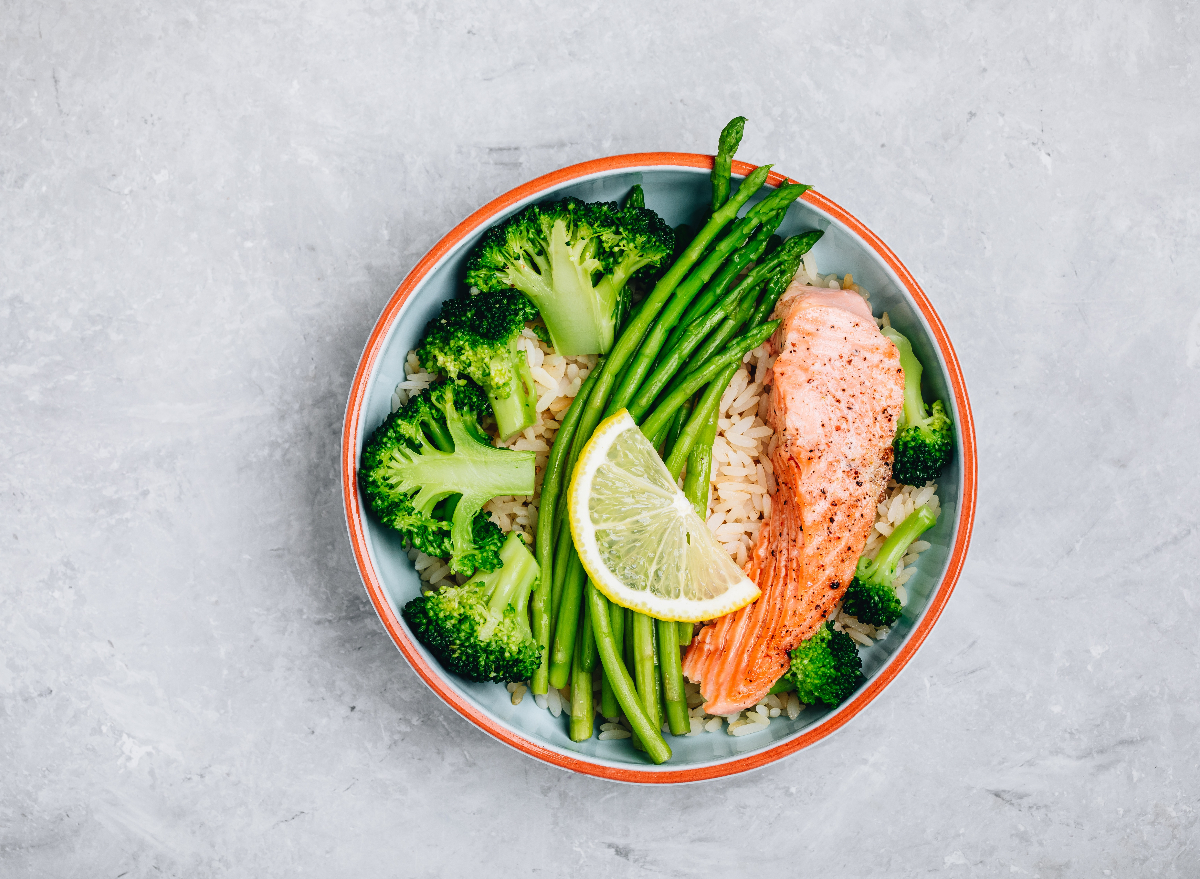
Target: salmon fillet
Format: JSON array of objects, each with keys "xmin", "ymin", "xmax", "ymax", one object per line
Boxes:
[{"xmin": 682, "ymin": 283, "xmax": 905, "ymax": 715}]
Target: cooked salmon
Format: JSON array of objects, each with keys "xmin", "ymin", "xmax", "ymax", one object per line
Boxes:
[{"xmin": 682, "ymin": 283, "xmax": 905, "ymax": 715}]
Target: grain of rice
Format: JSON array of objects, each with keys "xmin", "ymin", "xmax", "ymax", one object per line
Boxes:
[
  {"xmin": 598, "ymin": 730, "xmax": 632, "ymax": 741},
  {"xmin": 846, "ymin": 628, "xmax": 874, "ymax": 647},
  {"xmin": 786, "ymin": 694, "xmax": 801, "ymax": 719}
]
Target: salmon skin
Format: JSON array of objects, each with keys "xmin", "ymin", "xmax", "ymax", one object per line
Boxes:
[{"xmin": 682, "ymin": 283, "xmax": 905, "ymax": 716}]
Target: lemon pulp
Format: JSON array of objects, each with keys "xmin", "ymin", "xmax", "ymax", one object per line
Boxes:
[{"xmin": 567, "ymin": 410, "xmax": 760, "ymax": 622}]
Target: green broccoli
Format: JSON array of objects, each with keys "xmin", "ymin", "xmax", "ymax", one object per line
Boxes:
[
  {"xmin": 882, "ymin": 326, "xmax": 955, "ymax": 485},
  {"xmin": 784, "ymin": 621, "xmax": 864, "ymax": 707},
  {"xmin": 842, "ymin": 505, "xmax": 937, "ymax": 627},
  {"xmin": 402, "ymin": 531, "xmax": 542, "ymax": 683},
  {"xmin": 417, "ymin": 287, "xmax": 541, "ymax": 441},
  {"xmin": 464, "ymin": 195, "xmax": 674, "ymax": 356},
  {"xmin": 358, "ymin": 378, "xmax": 534, "ymax": 575}
]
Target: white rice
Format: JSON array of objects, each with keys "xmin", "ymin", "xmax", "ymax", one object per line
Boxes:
[{"xmin": 397, "ymin": 258, "xmax": 940, "ymax": 739}]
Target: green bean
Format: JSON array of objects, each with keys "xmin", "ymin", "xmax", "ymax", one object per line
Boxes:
[
  {"xmin": 711, "ymin": 116, "xmax": 746, "ymax": 212},
  {"xmin": 677, "ymin": 620, "xmax": 694, "ymax": 646},
  {"xmin": 599, "ymin": 601, "xmax": 625, "ymax": 720},
  {"xmin": 680, "ymin": 281, "xmax": 766, "ymax": 378},
  {"xmin": 630, "ymin": 259, "xmax": 780, "ymax": 423},
  {"xmin": 604, "ymin": 184, "xmax": 808, "ymax": 421},
  {"xmin": 657, "ymin": 618, "xmax": 690, "ymax": 735},
  {"xmin": 746, "ymin": 230, "xmax": 822, "ymax": 328},
  {"xmin": 674, "ymin": 386, "xmax": 720, "ymax": 661},
  {"xmin": 569, "ymin": 612, "xmax": 595, "ymax": 742},
  {"xmin": 631, "ymin": 611, "xmax": 661, "ymax": 733},
  {"xmin": 683, "ymin": 407, "xmax": 719, "ymax": 519},
  {"xmin": 665, "ymin": 221, "xmax": 778, "ymax": 352},
  {"xmin": 578, "ymin": 592, "xmax": 595, "ymax": 673},
  {"xmin": 548, "ymin": 550, "xmax": 586, "ymax": 689},
  {"xmin": 662, "ymin": 400, "xmax": 690, "ymax": 456},
  {"xmin": 549, "ymin": 516, "xmax": 572, "ymax": 624},
  {"xmin": 622, "ymin": 213, "xmax": 807, "ymax": 427},
  {"xmin": 532, "ymin": 367, "xmax": 600, "ymax": 694},
  {"xmin": 663, "ymin": 363, "xmax": 738, "ymax": 479},
  {"xmin": 588, "ymin": 584, "xmax": 671, "ymax": 763},
  {"xmin": 640, "ymin": 321, "xmax": 779, "ymax": 441},
  {"xmin": 666, "ymin": 231, "xmax": 820, "ymax": 394}
]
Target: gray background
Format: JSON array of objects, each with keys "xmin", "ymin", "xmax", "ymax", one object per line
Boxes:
[{"xmin": 3, "ymin": 1, "xmax": 1198, "ymax": 876}]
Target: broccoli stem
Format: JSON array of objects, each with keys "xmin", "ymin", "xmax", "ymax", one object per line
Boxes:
[
  {"xmin": 711, "ymin": 116, "xmax": 747, "ymax": 212},
  {"xmin": 639, "ymin": 321, "xmax": 778, "ymax": 441},
  {"xmin": 488, "ymin": 343, "xmax": 539, "ymax": 441},
  {"xmin": 599, "ymin": 600, "xmax": 625, "ymax": 720},
  {"xmin": 531, "ymin": 368, "xmax": 599, "ymax": 694},
  {"xmin": 881, "ymin": 326, "xmax": 927, "ymax": 428},
  {"xmin": 657, "ymin": 618, "xmax": 690, "ymax": 735},
  {"xmin": 587, "ymin": 585, "xmax": 671, "ymax": 763},
  {"xmin": 864, "ymin": 505, "xmax": 937, "ymax": 581},
  {"xmin": 480, "ymin": 533, "xmax": 541, "ymax": 632},
  {"xmin": 422, "ymin": 418, "xmax": 454, "ymax": 453},
  {"xmin": 548, "ymin": 550, "xmax": 586, "ymax": 690},
  {"xmin": 422, "ymin": 409, "xmax": 534, "ymax": 574}
]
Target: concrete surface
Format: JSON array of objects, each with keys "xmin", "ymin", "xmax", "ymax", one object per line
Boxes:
[{"xmin": 3, "ymin": 1, "xmax": 1198, "ymax": 876}]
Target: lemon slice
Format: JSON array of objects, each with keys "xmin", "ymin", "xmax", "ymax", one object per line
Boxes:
[{"xmin": 567, "ymin": 409, "xmax": 760, "ymax": 622}]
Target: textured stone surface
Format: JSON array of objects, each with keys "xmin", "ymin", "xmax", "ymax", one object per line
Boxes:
[{"xmin": 3, "ymin": 1, "xmax": 1199, "ymax": 876}]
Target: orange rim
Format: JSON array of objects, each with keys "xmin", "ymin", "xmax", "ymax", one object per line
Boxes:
[{"xmin": 341, "ymin": 153, "xmax": 977, "ymax": 783}]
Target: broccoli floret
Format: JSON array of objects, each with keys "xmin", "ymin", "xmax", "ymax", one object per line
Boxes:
[
  {"xmin": 785, "ymin": 621, "xmax": 864, "ymax": 707},
  {"xmin": 358, "ymin": 378, "xmax": 535, "ymax": 575},
  {"xmin": 464, "ymin": 195, "xmax": 673, "ymax": 356},
  {"xmin": 417, "ymin": 287, "xmax": 541, "ymax": 441},
  {"xmin": 882, "ymin": 326, "xmax": 955, "ymax": 485},
  {"xmin": 842, "ymin": 505, "xmax": 937, "ymax": 627},
  {"xmin": 403, "ymin": 531, "xmax": 542, "ymax": 683}
]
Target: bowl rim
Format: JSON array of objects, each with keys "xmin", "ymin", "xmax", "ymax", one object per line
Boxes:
[{"xmin": 341, "ymin": 152, "xmax": 977, "ymax": 783}]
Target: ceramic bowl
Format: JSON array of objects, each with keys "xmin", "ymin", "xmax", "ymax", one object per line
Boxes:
[{"xmin": 342, "ymin": 154, "xmax": 976, "ymax": 783}]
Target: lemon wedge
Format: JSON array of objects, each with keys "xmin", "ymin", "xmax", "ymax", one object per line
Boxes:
[{"xmin": 567, "ymin": 410, "xmax": 760, "ymax": 622}]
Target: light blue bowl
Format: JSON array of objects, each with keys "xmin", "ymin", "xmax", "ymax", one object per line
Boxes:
[{"xmin": 342, "ymin": 155, "xmax": 976, "ymax": 783}]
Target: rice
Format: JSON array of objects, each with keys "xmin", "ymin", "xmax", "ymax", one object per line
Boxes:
[{"xmin": 398, "ymin": 259, "xmax": 940, "ymax": 739}]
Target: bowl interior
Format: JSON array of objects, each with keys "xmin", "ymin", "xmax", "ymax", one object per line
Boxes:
[{"xmin": 351, "ymin": 164, "xmax": 966, "ymax": 777}]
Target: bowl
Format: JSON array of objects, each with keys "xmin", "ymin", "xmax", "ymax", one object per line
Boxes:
[{"xmin": 341, "ymin": 154, "xmax": 977, "ymax": 783}]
